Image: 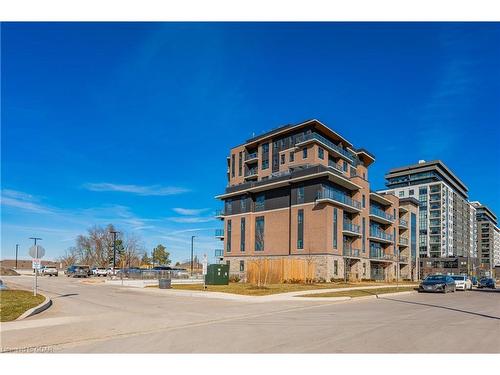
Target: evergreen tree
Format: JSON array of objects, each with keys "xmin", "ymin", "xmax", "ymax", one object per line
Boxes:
[{"xmin": 152, "ymin": 244, "xmax": 170, "ymax": 266}]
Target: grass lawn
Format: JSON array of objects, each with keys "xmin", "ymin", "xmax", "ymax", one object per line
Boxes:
[
  {"xmin": 0, "ymin": 290, "xmax": 45, "ymax": 322},
  {"xmin": 170, "ymin": 281, "xmax": 417, "ymax": 296},
  {"xmin": 299, "ymin": 286, "xmax": 417, "ymax": 298}
]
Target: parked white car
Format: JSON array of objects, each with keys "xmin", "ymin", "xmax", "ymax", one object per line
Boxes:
[
  {"xmin": 92, "ymin": 267, "xmax": 109, "ymax": 277},
  {"xmin": 450, "ymin": 275, "xmax": 472, "ymax": 290}
]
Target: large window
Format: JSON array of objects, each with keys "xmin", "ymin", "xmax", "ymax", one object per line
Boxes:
[
  {"xmin": 318, "ymin": 147, "xmax": 324, "ymax": 159},
  {"xmin": 411, "ymin": 212, "xmax": 417, "ymax": 259},
  {"xmin": 255, "ymin": 194, "xmax": 265, "ymax": 211},
  {"xmin": 333, "ymin": 208, "xmax": 338, "ymax": 248},
  {"xmin": 239, "ymin": 260, "xmax": 244, "ymax": 272},
  {"xmin": 226, "ymin": 219, "xmax": 232, "ymax": 252},
  {"xmin": 290, "ymin": 151, "xmax": 294, "ymax": 162},
  {"xmin": 297, "ymin": 209, "xmax": 304, "ymax": 249},
  {"xmin": 334, "ymin": 260, "xmax": 338, "ymax": 276},
  {"xmin": 238, "ymin": 151, "xmax": 242, "ymax": 176},
  {"xmin": 255, "ymin": 216, "xmax": 265, "ymax": 251},
  {"xmin": 362, "ymin": 217, "xmax": 366, "ymax": 252},
  {"xmin": 302, "ymin": 148, "xmax": 308, "ymax": 159},
  {"xmin": 342, "ymin": 160, "xmax": 348, "ymax": 172},
  {"xmin": 231, "ymin": 154, "xmax": 235, "ymax": 178},
  {"xmin": 362, "ymin": 194, "xmax": 366, "ymax": 208},
  {"xmin": 280, "ymin": 154, "xmax": 285, "ymax": 165},
  {"xmin": 240, "ymin": 218, "xmax": 245, "ymax": 252},
  {"xmin": 261, "ymin": 143, "xmax": 269, "ymax": 170},
  {"xmin": 297, "ymin": 186, "xmax": 304, "ymax": 204},
  {"xmin": 240, "ymin": 198, "xmax": 246, "ymax": 212}
]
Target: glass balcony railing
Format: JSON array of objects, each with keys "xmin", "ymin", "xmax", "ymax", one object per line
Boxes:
[
  {"xmin": 343, "ymin": 247, "xmax": 361, "ymax": 257},
  {"xmin": 244, "ymin": 168, "xmax": 258, "ymax": 177},
  {"xmin": 328, "ymin": 161, "xmax": 344, "ymax": 174},
  {"xmin": 399, "ymin": 237, "xmax": 409, "ymax": 245},
  {"xmin": 214, "ymin": 249, "xmax": 223, "ymax": 257},
  {"xmin": 343, "ymin": 220, "xmax": 361, "ymax": 234},
  {"xmin": 370, "ymin": 207, "xmax": 394, "ymax": 221},
  {"xmin": 316, "ymin": 188, "xmax": 361, "ymax": 210},
  {"xmin": 215, "ymin": 209, "xmax": 225, "ymax": 217},
  {"xmin": 369, "ymin": 228, "xmax": 394, "ymax": 242},
  {"xmin": 370, "ymin": 251, "xmax": 394, "ymax": 261},
  {"xmin": 245, "ymin": 152, "xmax": 258, "ymax": 161},
  {"xmin": 296, "ymin": 132, "xmax": 354, "ymax": 161},
  {"xmin": 215, "ymin": 229, "xmax": 224, "ymax": 237},
  {"xmin": 399, "ymin": 218, "xmax": 408, "ymax": 227},
  {"xmin": 399, "ymin": 255, "xmax": 408, "ymax": 263}
]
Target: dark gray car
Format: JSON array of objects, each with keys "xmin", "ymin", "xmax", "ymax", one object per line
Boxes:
[{"xmin": 419, "ymin": 275, "xmax": 456, "ymax": 293}]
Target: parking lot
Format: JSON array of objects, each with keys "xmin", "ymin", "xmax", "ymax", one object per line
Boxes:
[{"xmin": 1, "ymin": 275, "xmax": 499, "ymax": 353}]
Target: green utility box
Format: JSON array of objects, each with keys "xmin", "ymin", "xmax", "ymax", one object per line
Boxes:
[{"xmin": 205, "ymin": 264, "xmax": 229, "ymax": 285}]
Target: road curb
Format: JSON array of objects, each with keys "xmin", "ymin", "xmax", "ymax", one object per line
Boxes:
[{"xmin": 16, "ymin": 295, "xmax": 52, "ymax": 321}]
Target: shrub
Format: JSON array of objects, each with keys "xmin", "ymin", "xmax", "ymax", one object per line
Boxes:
[{"xmin": 229, "ymin": 274, "xmax": 241, "ymax": 283}]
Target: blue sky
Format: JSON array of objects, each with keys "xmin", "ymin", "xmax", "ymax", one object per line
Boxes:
[{"xmin": 2, "ymin": 22, "xmax": 499, "ymax": 263}]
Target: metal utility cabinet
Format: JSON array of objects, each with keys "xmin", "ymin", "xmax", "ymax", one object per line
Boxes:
[{"xmin": 205, "ymin": 264, "xmax": 229, "ymax": 285}]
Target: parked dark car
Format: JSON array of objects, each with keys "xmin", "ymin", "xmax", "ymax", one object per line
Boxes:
[
  {"xmin": 66, "ymin": 265, "xmax": 90, "ymax": 278},
  {"xmin": 478, "ymin": 278, "xmax": 496, "ymax": 289},
  {"xmin": 419, "ymin": 275, "xmax": 456, "ymax": 293}
]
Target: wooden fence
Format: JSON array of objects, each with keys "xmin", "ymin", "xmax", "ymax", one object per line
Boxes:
[{"xmin": 246, "ymin": 258, "xmax": 316, "ymax": 284}]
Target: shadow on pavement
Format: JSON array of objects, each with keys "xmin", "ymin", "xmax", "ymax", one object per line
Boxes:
[
  {"xmin": 379, "ymin": 295, "xmax": 500, "ymax": 321},
  {"xmin": 54, "ymin": 293, "xmax": 79, "ymax": 298}
]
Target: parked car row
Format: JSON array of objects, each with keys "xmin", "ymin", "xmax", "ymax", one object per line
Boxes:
[{"xmin": 419, "ymin": 274, "xmax": 497, "ymax": 293}]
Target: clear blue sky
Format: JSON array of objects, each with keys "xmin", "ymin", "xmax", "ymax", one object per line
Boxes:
[{"xmin": 2, "ymin": 22, "xmax": 499, "ymax": 263}]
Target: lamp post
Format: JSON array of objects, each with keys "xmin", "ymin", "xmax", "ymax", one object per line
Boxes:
[
  {"xmin": 191, "ymin": 236, "xmax": 196, "ymax": 276},
  {"xmin": 109, "ymin": 230, "xmax": 120, "ymax": 275},
  {"xmin": 15, "ymin": 244, "xmax": 19, "ymax": 269}
]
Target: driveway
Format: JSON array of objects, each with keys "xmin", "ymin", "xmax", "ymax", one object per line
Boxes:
[{"xmin": 1, "ymin": 275, "xmax": 499, "ymax": 353}]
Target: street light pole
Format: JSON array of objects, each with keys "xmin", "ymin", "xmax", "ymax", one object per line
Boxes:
[
  {"xmin": 15, "ymin": 244, "xmax": 19, "ymax": 269},
  {"xmin": 109, "ymin": 230, "xmax": 120, "ymax": 275},
  {"xmin": 29, "ymin": 237, "xmax": 42, "ymax": 296},
  {"xmin": 191, "ymin": 236, "xmax": 196, "ymax": 276}
]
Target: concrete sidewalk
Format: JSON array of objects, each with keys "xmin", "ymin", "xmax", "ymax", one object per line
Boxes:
[{"xmin": 131, "ymin": 283, "xmax": 417, "ymax": 302}]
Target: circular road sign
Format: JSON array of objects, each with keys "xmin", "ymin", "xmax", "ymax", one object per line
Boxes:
[{"xmin": 29, "ymin": 245, "xmax": 46, "ymax": 259}]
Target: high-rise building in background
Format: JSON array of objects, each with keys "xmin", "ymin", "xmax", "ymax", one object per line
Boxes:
[
  {"xmin": 470, "ymin": 201, "xmax": 499, "ymax": 277},
  {"xmin": 215, "ymin": 119, "xmax": 419, "ymax": 282},
  {"xmin": 378, "ymin": 160, "xmax": 478, "ymax": 277}
]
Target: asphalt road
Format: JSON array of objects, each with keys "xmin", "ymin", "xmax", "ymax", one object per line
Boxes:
[{"xmin": 1, "ymin": 275, "xmax": 499, "ymax": 353}]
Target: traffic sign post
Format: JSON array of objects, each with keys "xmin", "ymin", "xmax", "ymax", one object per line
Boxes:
[
  {"xmin": 202, "ymin": 254, "xmax": 208, "ymax": 290},
  {"xmin": 29, "ymin": 243, "xmax": 45, "ymax": 296}
]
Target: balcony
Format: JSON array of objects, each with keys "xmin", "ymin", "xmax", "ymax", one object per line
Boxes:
[
  {"xmin": 399, "ymin": 237, "xmax": 409, "ymax": 246},
  {"xmin": 343, "ymin": 247, "xmax": 361, "ymax": 258},
  {"xmin": 399, "ymin": 218, "xmax": 408, "ymax": 228},
  {"xmin": 399, "ymin": 256, "xmax": 409, "ymax": 263},
  {"xmin": 369, "ymin": 228, "xmax": 394, "ymax": 243},
  {"xmin": 244, "ymin": 168, "xmax": 258, "ymax": 179},
  {"xmin": 295, "ymin": 132, "xmax": 354, "ymax": 162},
  {"xmin": 215, "ymin": 229, "xmax": 224, "ymax": 239},
  {"xmin": 369, "ymin": 251, "xmax": 395, "ymax": 262},
  {"xmin": 214, "ymin": 249, "xmax": 223, "ymax": 257},
  {"xmin": 244, "ymin": 152, "xmax": 258, "ymax": 163},
  {"xmin": 343, "ymin": 220, "xmax": 361, "ymax": 236},
  {"xmin": 316, "ymin": 188, "xmax": 361, "ymax": 213},
  {"xmin": 215, "ymin": 209, "xmax": 226, "ymax": 218},
  {"xmin": 369, "ymin": 207, "xmax": 394, "ymax": 224}
]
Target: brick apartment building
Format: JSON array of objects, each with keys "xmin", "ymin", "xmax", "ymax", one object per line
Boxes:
[{"xmin": 215, "ymin": 119, "xmax": 419, "ymax": 282}]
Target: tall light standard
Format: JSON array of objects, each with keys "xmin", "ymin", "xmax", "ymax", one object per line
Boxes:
[
  {"xmin": 15, "ymin": 244, "xmax": 19, "ymax": 269},
  {"xmin": 191, "ymin": 236, "xmax": 196, "ymax": 276},
  {"xmin": 109, "ymin": 230, "xmax": 120, "ymax": 274}
]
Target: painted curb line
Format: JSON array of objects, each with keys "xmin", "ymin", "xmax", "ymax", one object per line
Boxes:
[{"xmin": 16, "ymin": 295, "xmax": 52, "ymax": 321}]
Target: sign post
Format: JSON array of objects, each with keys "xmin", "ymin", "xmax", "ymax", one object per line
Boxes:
[
  {"xmin": 202, "ymin": 254, "xmax": 208, "ymax": 290},
  {"xmin": 29, "ymin": 244, "xmax": 45, "ymax": 296}
]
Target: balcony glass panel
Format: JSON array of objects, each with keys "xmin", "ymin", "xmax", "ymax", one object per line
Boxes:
[{"xmin": 317, "ymin": 187, "xmax": 361, "ymax": 209}]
